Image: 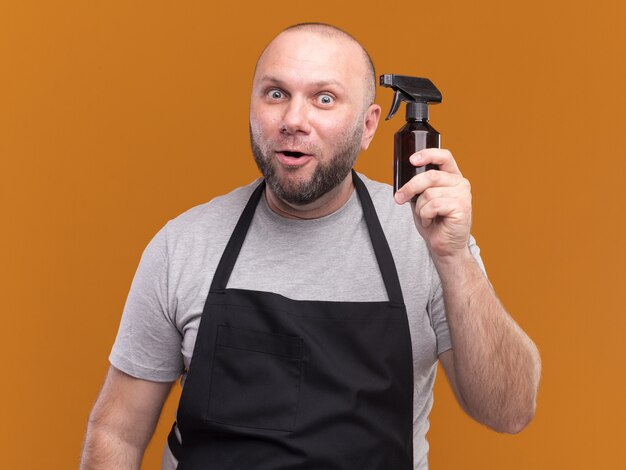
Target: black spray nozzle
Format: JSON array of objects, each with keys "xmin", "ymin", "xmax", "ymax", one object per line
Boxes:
[{"xmin": 380, "ymin": 74, "xmax": 442, "ymax": 121}]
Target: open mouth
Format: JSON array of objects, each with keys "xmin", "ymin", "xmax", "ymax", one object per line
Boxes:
[
  {"xmin": 276, "ymin": 150, "xmax": 313, "ymax": 166},
  {"xmin": 282, "ymin": 151, "xmax": 306, "ymax": 158}
]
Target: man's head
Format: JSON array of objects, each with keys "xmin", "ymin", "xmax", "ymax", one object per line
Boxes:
[{"xmin": 249, "ymin": 23, "xmax": 381, "ymax": 206}]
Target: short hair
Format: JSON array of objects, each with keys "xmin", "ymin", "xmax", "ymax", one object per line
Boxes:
[{"xmin": 258, "ymin": 22, "xmax": 377, "ymax": 107}]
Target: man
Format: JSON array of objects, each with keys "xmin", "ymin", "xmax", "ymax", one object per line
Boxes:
[{"xmin": 81, "ymin": 23, "xmax": 541, "ymax": 469}]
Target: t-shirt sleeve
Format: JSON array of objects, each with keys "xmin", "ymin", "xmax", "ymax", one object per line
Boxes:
[
  {"xmin": 429, "ymin": 234, "xmax": 487, "ymax": 356},
  {"xmin": 109, "ymin": 223, "xmax": 184, "ymax": 382}
]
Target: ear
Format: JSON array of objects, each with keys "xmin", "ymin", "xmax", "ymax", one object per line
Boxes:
[{"xmin": 360, "ymin": 104, "xmax": 382, "ymax": 151}]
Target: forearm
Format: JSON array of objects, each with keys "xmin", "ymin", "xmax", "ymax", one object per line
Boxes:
[
  {"xmin": 80, "ymin": 367, "xmax": 172, "ymax": 470},
  {"xmin": 435, "ymin": 250, "xmax": 541, "ymax": 433},
  {"xmin": 80, "ymin": 421, "xmax": 144, "ymax": 470}
]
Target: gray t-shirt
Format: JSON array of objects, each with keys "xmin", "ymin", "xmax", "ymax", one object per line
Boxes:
[{"xmin": 110, "ymin": 173, "xmax": 485, "ymax": 469}]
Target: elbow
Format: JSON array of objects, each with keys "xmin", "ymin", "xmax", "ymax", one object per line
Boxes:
[
  {"xmin": 502, "ymin": 408, "xmax": 535, "ymax": 434},
  {"xmin": 501, "ymin": 343, "xmax": 542, "ymax": 434},
  {"xmin": 492, "ymin": 400, "xmax": 537, "ymax": 434}
]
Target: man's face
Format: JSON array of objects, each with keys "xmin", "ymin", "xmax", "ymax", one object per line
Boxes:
[{"xmin": 249, "ymin": 30, "xmax": 374, "ymax": 206}]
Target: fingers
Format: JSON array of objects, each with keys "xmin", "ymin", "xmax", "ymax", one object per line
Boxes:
[
  {"xmin": 395, "ymin": 170, "xmax": 469, "ymax": 204},
  {"xmin": 414, "ymin": 195, "xmax": 471, "ymax": 228},
  {"xmin": 414, "ymin": 197, "xmax": 459, "ymax": 228},
  {"xmin": 416, "ymin": 186, "xmax": 460, "ymax": 204},
  {"xmin": 410, "ymin": 148, "xmax": 461, "ymax": 175}
]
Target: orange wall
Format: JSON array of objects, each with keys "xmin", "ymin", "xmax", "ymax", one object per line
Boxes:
[{"xmin": 2, "ymin": 1, "xmax": 624, "ymax": 468}]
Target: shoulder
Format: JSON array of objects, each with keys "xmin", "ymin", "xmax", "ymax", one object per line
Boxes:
[
  {"xmin": 171, "ymin": 179, "xmax": 261, "ymax": 227},
  {"xmin": 163, "ymin": 179, "xmax": 261, "ymax": 239},
  {"xmin": 143, "ymin": 179, "xmax": 262, "ymax": 262}
]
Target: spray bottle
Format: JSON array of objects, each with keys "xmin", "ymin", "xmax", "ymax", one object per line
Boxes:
[{"xmin": 380, "ymin": 74, "xmax": 442, "ymax": 202}]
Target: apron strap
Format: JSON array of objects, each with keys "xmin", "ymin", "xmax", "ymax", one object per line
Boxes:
[
  {"xmin": 210, "ymin": 171, "xmax": 405, "ymax": 305},
  {"xmin": 167, "ymin": 421, "xmax": 183, "ymax": 461},
  {"xmin": 209, "ymin": 180, "xmax": 266, "ymax": 292},
  {"xmin": 351, "ymin": 171, "xmax": 405, "ymax": 305}
]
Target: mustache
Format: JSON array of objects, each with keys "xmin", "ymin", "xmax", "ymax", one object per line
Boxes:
[{"xmin": 268, "ymin": 137, "xmax": 318, "ymax": 154}]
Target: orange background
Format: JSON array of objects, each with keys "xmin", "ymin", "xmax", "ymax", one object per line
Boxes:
[{"xmin": 2, "ymin": 1, "xmax": 624, "ymax": 468}]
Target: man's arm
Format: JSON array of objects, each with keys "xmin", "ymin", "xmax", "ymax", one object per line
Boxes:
[
  {"xmin": 80, "ymin": 366, "xmax": 174, "ymax": 470},
  {"xmin": 394, "ymin": 148, "xmax": 541, "ymax": 433},
  {"xmin": 436, "ymin": 253, "xmax": 541, "ymax": 433}
]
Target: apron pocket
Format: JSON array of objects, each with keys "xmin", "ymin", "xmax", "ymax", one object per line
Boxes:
[{"xmin": 207, "ymin": 325, "xmax": 304, "ymax": 432}]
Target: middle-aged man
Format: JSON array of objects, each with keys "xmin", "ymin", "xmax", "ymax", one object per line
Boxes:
[{"xmin": 81, "ymin": 23, "xmax": 541, "ymax": 470}]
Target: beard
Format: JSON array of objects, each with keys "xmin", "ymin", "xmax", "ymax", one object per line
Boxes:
[{"xmin": 249, "ymin": 122, "xmax": 364, "ymax": 206}]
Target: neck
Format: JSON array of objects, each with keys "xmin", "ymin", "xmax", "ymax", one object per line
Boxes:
[{"xmin": 265, "ymin": 173, "xmax": 354, "ymax": 220}]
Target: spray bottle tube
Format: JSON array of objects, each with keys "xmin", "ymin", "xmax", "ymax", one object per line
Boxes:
[{"xmin": 380, "ymin": 74, "xmax": 442, "ymax": 202}]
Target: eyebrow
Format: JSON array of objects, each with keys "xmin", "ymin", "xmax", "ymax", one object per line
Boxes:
[{"xmin": 258, "ymin": 75, "xmax": 346, "ymax": 91}]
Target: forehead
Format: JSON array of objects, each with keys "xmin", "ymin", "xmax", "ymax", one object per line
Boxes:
[{"xmin": 254, "ymin": 30, "xmax": 366, "ymax": 91}]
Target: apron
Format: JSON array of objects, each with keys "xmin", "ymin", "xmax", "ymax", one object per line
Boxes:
[{"xmin": 168, "ymin": 171, "xmax": 414, "ymax": 469}]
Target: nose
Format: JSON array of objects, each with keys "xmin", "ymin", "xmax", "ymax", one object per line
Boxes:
[{"xmin": 280, "ymin": 96, "xmax": 311, "ymax": 135}]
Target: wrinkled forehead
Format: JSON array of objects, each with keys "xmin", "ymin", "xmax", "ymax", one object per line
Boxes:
[{"xmin": 253, "ymin": 30, "xmax": 368, "ymax": 93}]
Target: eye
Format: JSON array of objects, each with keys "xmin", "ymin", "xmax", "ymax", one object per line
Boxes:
[
  {"xmin": 317, "ymin": 94, "xmax": 335, "ymax": 105},
  {"xmin": 267, "ymin": 89, "xmax": 285, "ymax": 100}
]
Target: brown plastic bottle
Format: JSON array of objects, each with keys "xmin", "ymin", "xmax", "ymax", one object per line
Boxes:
[
  {"xmin": 394, "ymin": 102, "xmax": 440, "ymax": 202},
  {"xmin": 380, "ymin": 74, "xmax": 442, "ymax": 202}
]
